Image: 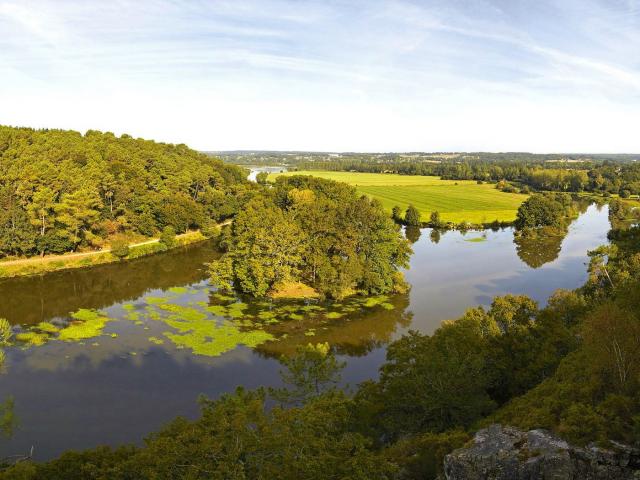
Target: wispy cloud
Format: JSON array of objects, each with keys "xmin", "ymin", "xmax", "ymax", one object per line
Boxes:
[{"xmin": 0, "ymin": 0, "xmax": 639, "ymax": 152}]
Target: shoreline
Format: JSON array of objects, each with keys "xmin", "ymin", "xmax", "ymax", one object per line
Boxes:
[{"xmin": 0, "ymin": 230, "xmax": 214, "ymax": 280}]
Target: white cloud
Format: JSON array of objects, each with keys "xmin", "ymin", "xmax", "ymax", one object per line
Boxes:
[{"xmin": 0, "ymin": 0, "xmax": 638, "ymax": 152}]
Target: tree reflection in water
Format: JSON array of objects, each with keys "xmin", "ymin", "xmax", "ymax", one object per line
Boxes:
[
  {"xmin": 0, "ymin": 319, "xmax": 17, "ymax": 439},
  {"xmin": 405, "ymin": 226, "xmax": 422, "ymax": 244},
  {"xmin": 514, "ymin": 231, "xmax": 566, "ymax": 268}
]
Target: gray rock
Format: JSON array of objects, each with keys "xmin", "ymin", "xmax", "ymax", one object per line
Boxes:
[{"xmin": 444, "ymin": 424, "xmax": 640, "ymax": 479}]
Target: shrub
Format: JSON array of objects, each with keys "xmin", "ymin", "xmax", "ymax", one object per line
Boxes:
[
  {"xmin": 159, "ymin": 226, "xmax": 177, "ymax": 248},
  {"xmin": 110, "ymin": 239, "xmax": 130, "ymax": 259}
]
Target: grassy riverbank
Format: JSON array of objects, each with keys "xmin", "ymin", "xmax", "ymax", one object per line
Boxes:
[
  {"xmin": 268, "ymin": 171, "xmax": 527, "ymax": 224},
  {"xmin": 0, "ymin": 230, "xmax": 209, "ymax": 279}
]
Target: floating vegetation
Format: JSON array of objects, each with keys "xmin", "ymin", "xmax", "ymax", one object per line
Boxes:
[
  {"xmin": 206, "ymin": 305, "xmax": 228, "ymax": 316},
  {"xmin": 162, "ymin": 312, "xmax": 273, "ymax": 356},
  {"xmin": 10, "ymin": 282, "xmax": 399, "ymax": 359},
  {"xmin": 35, "ymin": 322, "xmax": 59, "ymax": 334},
  {"xmin": 257, "ymin": 311, "xmax": 276, "ymax": 321},
  {"xmin": 361, "ymin": 295, "xmax": 391, "ymax": 308},
  {"xmin": 58, "ymin": 309, "xmax": 113, "ymax": 342},
  {"xmin": 168, "ymin": 286, "xmax": 188, "ymax": 294},
  {"xmin": 15, "ymin": 331, "xmax": 49, "ymax": 346},
  {"xmin": 145, "ymin": 296, "xmax": 168, "ymax": 304},
  {"xmin": 213, "ymin": 293, "xmax": 235, "ymax": 302},
  {"xmin": 226, "ymin": 302, "xmax": 248, "ymax": 318}
]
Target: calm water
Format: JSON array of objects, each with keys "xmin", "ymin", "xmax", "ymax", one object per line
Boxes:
[
  {"xmin": 0, "ymin": 204, "xmax": 609, "ymax": 459},
  {"xmin": 247, "ymin": 166, "xmax": 287, "ymax": 182}
]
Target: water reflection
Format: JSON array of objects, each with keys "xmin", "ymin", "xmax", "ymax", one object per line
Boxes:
[
  {"xmin": 402, "ymin": 204, "xmax": 610, "ymax": 335},
  {"xmin": 0, "ymin": 241, "xmax": 218, "ymax": 326},
  {"xmin": 405, "ymin": 226, "xmax": 422, "ymax": 244},
  {"xmin": 0, "ymin": 203, "xmax": 611, "ymax": 460},
  {"xmin": 514, "ymin": 233, "xmax": 565, "ymax": 268},
  {"xmin": 257, "ymin": 294, "xmax": 412, "ymax": 358}
]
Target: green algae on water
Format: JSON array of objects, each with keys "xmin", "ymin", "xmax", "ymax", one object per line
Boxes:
[
  {"xmin": 35, "ymin": 322, "xmax": 59, "ymax": 334},
  {"xmin": 58, "ymin": 309, "xmax": 112, "ymax": 342},
  {"xmin": 15, "ymin": 331, "xmax": 49, "ymax": 346},
  {"xmin": 145, "ymin": 296, "xmax": 168, "ymax": 305},
  {"xmin": 168, "ymin": 286, "xmax": 188, "ymax": 294}
]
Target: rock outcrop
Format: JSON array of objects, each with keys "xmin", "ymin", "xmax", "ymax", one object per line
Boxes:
[{"xmin": 444, "ymin": 424, "xmax": 640, "ymax": 479}]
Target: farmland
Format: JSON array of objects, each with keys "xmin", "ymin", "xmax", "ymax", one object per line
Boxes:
[{"xmin": 268, "ymin": 170, "xmax": 527, "ymax": 224}]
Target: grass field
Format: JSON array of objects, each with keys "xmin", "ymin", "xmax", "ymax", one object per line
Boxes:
[
  {"xmin": 269, "ymin": 171, "xmax": 476, "ymax": 186},
  {"xmin": 269, "ymin": 170, "xmax": 527, "ymax": 224}
]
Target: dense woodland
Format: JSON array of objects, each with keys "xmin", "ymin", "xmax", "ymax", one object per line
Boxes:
[
  {"xmin": 210, "ymin": 175, "xmax": 411, "ymax": 299},
  {"xmin": 0, "ymin": 127, "xmax": 251, "ymax": 258},
  {"xmin": 2, "ymin": 194, "xmax": 639, "ymax": 479}
]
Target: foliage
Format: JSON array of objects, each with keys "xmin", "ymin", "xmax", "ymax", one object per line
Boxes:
[
  {"xmin": 158, "ymin": 226, "xmax": 177, "ymax": 248},
  {"xmin": 382, "ymin": 430, "xmax": 470, "ymax": 480},
  {"xmin": 0, "ymin": 318, "xmax": 12, "ymax": 345},
  {"xmin": 210, "ymin": 176, "xmax": 411, "ymax": 299},
  {"xmin": 255, "ymin": 171, "xmax": 269, "ymax": 185},
  {"xmin": 109, "ymin": 238, "xmax": 129, "ymax": 259},
  {"xmin": 404, "ymin": 205, "xmax": 421, "ymax": 226},
  {"xmin": 514, "ymin": 193, "xmax": 567, "ymax": 231},
  {"xmin": 391, "ymin": 205, "xmax": 402, "ymax": 223},
  {"xmin": 429, "ymin": 211, "xmax": 442, "ymax": 228},
  {"xmin": 0, "ymin": 126, "xmax": 250, "ymax": 258}
]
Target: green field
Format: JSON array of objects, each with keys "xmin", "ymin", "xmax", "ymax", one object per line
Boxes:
[
  {"xmin": 269, "ymin": 170, "xmax": 475, "ymax": 186},
  {"xmin": 269, "ymin": 170, "xmax": 527, "ymax": 224}
]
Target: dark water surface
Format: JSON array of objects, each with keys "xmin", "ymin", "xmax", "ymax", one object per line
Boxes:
[{"xmin": 0, "ymin": 204, "xmax": 609, "ymax": 459}]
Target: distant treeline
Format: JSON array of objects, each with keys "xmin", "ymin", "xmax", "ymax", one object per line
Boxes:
[
  {"xmin": 219, "ymin": 152, "xmax": 640, "ymax": 196},
  {"xmin": 0, "ymin": 126, "xmax": 252, "ymax": 258}
]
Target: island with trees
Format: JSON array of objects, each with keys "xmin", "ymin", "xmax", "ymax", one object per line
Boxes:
[{"xmin": 210, "ymin": 175, "xmax": 411, "ymax": 299}]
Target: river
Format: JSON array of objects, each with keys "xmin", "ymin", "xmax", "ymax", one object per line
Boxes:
[{"xmin": 0, "ymin": 203, "xmax": 609, "ymax": 459}]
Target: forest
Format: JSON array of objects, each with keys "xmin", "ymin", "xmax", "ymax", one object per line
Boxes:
[
  {"xmin": 1, "ymin": 200, "xmax": 638, "ymax": 479},
  {"xmin": 0, "ymin": 127, "xmax": 251, "ymax": 259}
]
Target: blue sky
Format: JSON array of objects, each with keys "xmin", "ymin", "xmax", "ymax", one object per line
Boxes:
[{"xmin": 1, "ymin": 0, "xmax": 639, "ymax": 152}]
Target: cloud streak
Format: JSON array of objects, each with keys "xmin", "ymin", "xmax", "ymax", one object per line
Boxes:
[{"xmin": 0, "ymin": 0, "xmax": 639, "ymax": 152}]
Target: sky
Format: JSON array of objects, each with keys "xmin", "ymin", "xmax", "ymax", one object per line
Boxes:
[{"xmin": 1, "ymin": 0, "xmax": 639, "ymax": 152}]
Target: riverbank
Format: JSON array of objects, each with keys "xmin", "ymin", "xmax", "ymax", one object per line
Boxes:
[{"xmin": 0, "ymin": 230, "xmax": 213, "ymax": 279}]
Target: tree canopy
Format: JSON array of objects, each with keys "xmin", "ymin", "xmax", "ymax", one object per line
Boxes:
[
  {"xmin": 210, "ymin": 175, "xmax": 411, "ymax": 299},
  {"xmin": 0, "ymin": 126, "xmax": 251, "ymax": 257}
]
